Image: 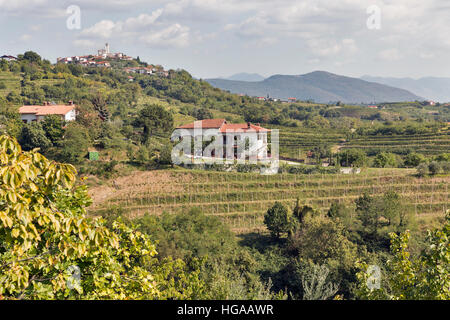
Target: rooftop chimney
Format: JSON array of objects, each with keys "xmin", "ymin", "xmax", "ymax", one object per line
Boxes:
[
  {"xmin": 247, "ymin": 122, "xmax": 251, "ymax": 129},
  {"xmin": 68, "ymin": 101, "xmax": 73, "ymax": 105}
]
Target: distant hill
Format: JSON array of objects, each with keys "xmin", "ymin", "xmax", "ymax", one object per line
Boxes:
[
  {"xmin": 361, "ymin": 75, "xmax": 450, "ymax": 102},
  {"xmin": 206, "ymin": 71, "xmax": 423, "ymax": 104},
  {"xmin": 223, "ymin": 73, "xmax": 265, "ymax": 82}
]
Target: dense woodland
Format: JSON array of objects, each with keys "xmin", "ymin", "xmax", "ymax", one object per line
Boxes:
[{"xmin": 0, "ymin": 52, "xmax": 449, "ymax": 300}]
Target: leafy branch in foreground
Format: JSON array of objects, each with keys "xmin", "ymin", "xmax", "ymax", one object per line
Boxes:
[
  {"xmin": 0, "ymin": 135, "xmax": 203, "ymax": 299},
  {"xmin": 356, "ymin": 210, "xmax": 449, "ymax": 300}
]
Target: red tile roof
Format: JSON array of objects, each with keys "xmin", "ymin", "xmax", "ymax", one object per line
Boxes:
[
  {"xmin": 220, "ymin": 123, "xmax": 270, "ymax": 132},
  {"xmin": 19, "ymin": 104, "xmax": 76, "ymax": 116},
  {"xmin": 177, "ymin": 119, "xmax": 226, "ymax": 129},
  {"xmin": 176, "ymin": 119, "xmax": 270, "ymax": 132}
]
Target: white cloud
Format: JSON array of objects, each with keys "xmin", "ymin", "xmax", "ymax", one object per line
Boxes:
[
  {"xmin": 379, "ymin": 48, "xmax": 402, "ymax": 61},
  {"xmin": 19, "ymin": 34, "xmax": 32, "ymax": 41},
  {"xmin": 73, "ymin": 39, "xmax": 96, "ymax": 48},
  {"xmin": 77, "ymin": 8, "xmax": 192, "ymax": 49},
  {"xmin": 139, "ymin": 24, "xmax": 190, "ymax": 48},
  {"xmin": 80, "ymin": 20, "xmax": 116, "ymax": 39}
]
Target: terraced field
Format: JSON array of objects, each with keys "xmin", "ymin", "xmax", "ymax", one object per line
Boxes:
[
  {"xmin": 88, "ymin": 168, "xmax": 449, "ymax": 234},
  {"xmin": 277, "ymin": 126, "xmax": 450, "ymax": 159},
  {"xmin": 342, "ymin": 131, "xmax": 450, "ymax": 156}
]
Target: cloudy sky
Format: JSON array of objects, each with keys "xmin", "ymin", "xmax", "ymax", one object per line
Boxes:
[{"xmin": 1, "ymin": 0, "xmax": 449, "ymax": 79}]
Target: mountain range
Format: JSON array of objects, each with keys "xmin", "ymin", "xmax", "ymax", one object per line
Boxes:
[
  {"xmin": 222, "ymin": 73, "xmax": 266, "ymax": 82},
  {"xmin": 206, "ymin": 71, "xmax": 423, "ymax": 104},
  {"xmin": 360, "ymin": 76, "xmax": 450, "ymax": 102}
]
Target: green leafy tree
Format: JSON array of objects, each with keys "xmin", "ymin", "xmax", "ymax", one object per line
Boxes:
[
  {"xmin": 356, "ymin": 211, "xmax": 450, "ymax": 300},
  {"xmin": 355, "ymin": 193, "xmax": 380, "ymax": 237},
  {"xmin": 19, "ymin": 122, "xmax": 52, "ymax": 152},
  {"xmin": 0, "ymin": 135, "xmax": 205, "ymax": 300},
  {"xmin": 287, "ymin": 215, "xmax": 359, "ymax": 299},
  {"xmin": 264, "ymin": 202, "xmax": 291, "ymax": 239},
  {"xmin": 373, "ymin": 152, "xmax": 398, "ymax": 168},
  {"xmin": 133, "ymin": 104, "xmax": 174, "ymax": 144},
  {"xmin": 338, "ymin": 149, "xmax": 367, "ymax": 167},
  {"xmin": 56, "ymin": 123, "xmax": 90, "ymax": 164},
  {"xmin": 41, "ymin": 115, "xmax": 64, "ymax": 145},
  {"xmin": 428, "ymin": 161, "xmax": 442, "ymax": 176},
  {"xmin": 22, "ymin": 51, "xmax": 42, "ymax": 63},
  {"xmin": 404, "ymin": 153, "xmax": 425, "ymax": 167}
]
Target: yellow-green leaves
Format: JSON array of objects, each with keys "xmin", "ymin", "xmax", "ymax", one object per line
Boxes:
[{"xmin": 0, "ymin": 135, "xmax": 164, "ymax": 300}]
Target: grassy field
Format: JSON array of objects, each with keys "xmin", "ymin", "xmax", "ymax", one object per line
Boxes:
[
  {"xmin": 0, "ymin": 72, "xmax": 21, "ymax": 96},
  {"xmin": 87, "ymin": 168, "xmax": 449, "ymax": 234}
]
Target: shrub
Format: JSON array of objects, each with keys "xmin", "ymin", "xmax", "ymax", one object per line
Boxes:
[{"xmin": 264, "ymin": 202, "xmax": 291, "ymax": 239}]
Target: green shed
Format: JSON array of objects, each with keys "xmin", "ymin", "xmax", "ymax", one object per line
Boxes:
[{"xmin": 88, "ymin": 151, "xmax": 99, "ymax": 161}]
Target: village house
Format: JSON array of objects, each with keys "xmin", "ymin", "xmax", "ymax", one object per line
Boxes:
[
  {"xmin": 124, "ymin": 67, "xmax": 155, "ymax": 75},
  {"xmin": 57, "ymin": 44, "xmax": 133, "ymax": 67},
  {"xmin": 19, "ymin": 101, "xmax": 77, "ymax": 123},
  {"xmin": 174, "ymin": 119, "xmax": 271, "ymax": 160},
  {"xmin": 0, "ymin": 55, "xmax": 18, "ymax": 62}
]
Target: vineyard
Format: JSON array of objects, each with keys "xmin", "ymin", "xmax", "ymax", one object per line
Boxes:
[
  {"xmin": 88, "ymin": 168, "xmax": 449, "ymax": 234},
  {"xmin": 342, "ymin": 131, "xmax": 450, "ymax": 155},
  {"xmin": 277, "ymin": 126, "xmax": 450, "ymax": 159}
]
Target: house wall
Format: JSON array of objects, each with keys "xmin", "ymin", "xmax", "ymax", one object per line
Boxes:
[
  {"xmin": 172, "ymin": 128, "xmax": 269, "ymax": 160},
  {"xmin": 64, "ymin": 109, "xmax": 77, "ymax": 121},
  {"xmin": 20, "ymin": 114, "xmax": 37, "ymax": 123}
]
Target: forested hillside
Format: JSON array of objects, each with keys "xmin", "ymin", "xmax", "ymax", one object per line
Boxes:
[{"xmin": 206, "ymin": 71, "xmax": 424, "ymax": 103}]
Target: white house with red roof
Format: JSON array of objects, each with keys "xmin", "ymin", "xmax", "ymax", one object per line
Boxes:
[
  {"xmin": 174, "ymin": 119, "xmax": 271, "ymax": 160},
  {"xmin": 19, "ymin": 101, "xmax": 77, "ymax": 123}
]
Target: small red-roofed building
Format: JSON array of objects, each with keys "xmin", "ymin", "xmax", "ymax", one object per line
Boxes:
[{"xmin": 19, "ymin": 101, "xmax": 77, "ymax": 123}]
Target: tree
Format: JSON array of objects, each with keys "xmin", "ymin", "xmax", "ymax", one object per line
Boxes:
[
  {"xmin": 0, "ymin": 135, "xmax": 204, "ymax": 300},
  {"xmin": 264, "ymin": 202, "xmax": 291, "ymax": 239},
  {"xmin": 404, "ymin": 153, "xmax": 425, "ymax": 167},
  {"xmin": 428, "ymin": 161, "xmax": 442, "ymax": 176},
  {"xmin": 301, "ymin": 264, "xmax": 339, "ymax": 300},
  {"xmin": 133, "ymin": 104, "xmax": 174, "ymax": 144},
  {"xmin": 56, "ymin": 123, "xmax": 90, "ymax": 164},
  {"xmin": 192, "ymin": 108, "xmax": 213, "ymax": 120},
  {"xmin": 355, "ymin": 193, "xmax": 380, "ymax": 237},
  {"xmin": 19, "ymin": 122, "xmax": 52, "ymax": 152},
  {"xmin": 355, "ymin": 191, "xmax": 411, "ymax": 244},
  {"xmin": 41, "ymin": 115, "xmax": 64, "ymax": 145},
  {"xmin": 292, "ymin": 199, "xmax": 316, "ymax": 224},
  {"xmin": 338, "ymin": 149, "xmax": 367, "ymax": 167},
  {"xmin": 22, "ymin": 51, "xmax": 42, "ymax": 63},
  {"xmin": 373, "ymin": 152, "xmax": 398, "ymax": 168},
  {"xmin": 287, "ymin": 215, "xmax": 359, "ymax": 298},
  {"xmin": 356, "ymin": 211, "xmax": 450, "ymax": 300},
  {"xmin": 416, "ymin": 162, "xmax": 429, "ymax": 177},
  {"xmin": 91, "ymin": 93, "xmax": 110, "ymax": 121}
]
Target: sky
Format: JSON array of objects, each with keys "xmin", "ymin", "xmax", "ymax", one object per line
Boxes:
[{"xmin": 1, "ymin": 0, "xmax": 450, "ymax": 79}]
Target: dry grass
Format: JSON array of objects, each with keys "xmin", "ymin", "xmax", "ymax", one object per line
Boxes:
[{"xmin": 88, "ymin": 170, "xmax": 193, "ymax": 207}]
